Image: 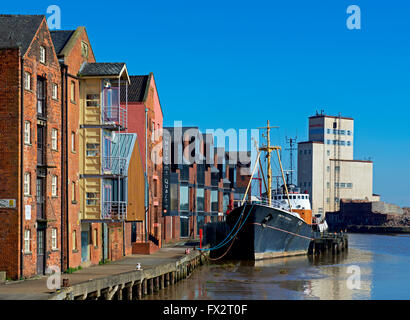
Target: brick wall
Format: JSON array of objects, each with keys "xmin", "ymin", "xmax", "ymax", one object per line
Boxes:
[
  {"xmin": 62, "ymin": 27, "xmax": 96, "ymax": 270},
  {"xmin": 0, "ymin": 48, "xmax": 21, "ymax": 279}
]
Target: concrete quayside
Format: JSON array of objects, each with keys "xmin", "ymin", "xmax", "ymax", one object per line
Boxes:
[{"xmin": 0, "ymin": 244, "xmax": 208, "ymax": 300}]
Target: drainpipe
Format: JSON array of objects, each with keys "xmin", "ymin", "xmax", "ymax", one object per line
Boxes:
[
  {"xmin": 60, "ymin": 63, "xmax": 65, "ymax": 272},
  {"xmin": 60, "ymin": 63, "xmax": 69, "ymax": 271},
  {"xmin": 145, "ymin": 107, "xmax": 148, "ymax": 243},
  {"xmin": 20, "ymin": 54, "xmax": 24, "ymax": 279}
]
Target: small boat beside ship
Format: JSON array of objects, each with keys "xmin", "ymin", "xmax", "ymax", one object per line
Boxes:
[{"xmin": 203, "ymin": 120, "xmax": 328, "ymax": 260}]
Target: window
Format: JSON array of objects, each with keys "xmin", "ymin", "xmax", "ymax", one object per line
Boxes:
[
  {"xmin": 81, "ymin": 41, "xmax": 89, "ymax": 58},
  {"xmin": 335, "ymin": 197, "xmax": 339, "ymax": 203},
  {"xmin": 93, "ymin": 229, "xmax": 98, "ymax": 247},
  {"xmin": 24, "ymin": 72, "xmax": 31, "ymax": 90},
  {"xmin": 86, "ymin": 93, "xmax": 99, "ymax": 107},
  {"xmin": 24, "ymin": 229, "xmax": 31, "ymax": 253},
  {"xmin": 180, "ymin": 186, "xmax": 189, "ymax": 211},
  {"xmin": 347, "ymin": 141, "xmax": 351, "ymax": 146},
  {"xmin": 327, "ymin": 182, "xmax": 330, "ymax": 188},
  {"xmin": 327, "ymin": 166, "xmax": 330, "ymax": 172},
  {"xmin": 72, "ymin": 181, "xmax": 76, "ymax": 202},
  {"xmin": 335, "ymin": 166, "xmax": 340, "ymax": 172},
  {"xmin": 86, "ymin": 192, "xmax": 99, "ymax": 206},
  {"xmin": 52, "ymin": 83, "xmax": 58, "ymax": 100},
  {"xmin": 72, "ymin": 230, "xmax": 77, "ymax": 251},
  {"xmin": 24, "ymin": 121, "xmax": 31, "ymax": 145},
  {"xmin": 327, "ymin": 140, "xmax": 331, "ymax": 145},
  {"xmin": 86, "ymin": 143, "xmax": 100, "ymax": 157},
  {"xmin": 51, "ymin": 228, "xmax": 57, "ymax": 250},
  {"xmin": 347, "ymin": 130, "xmax": 352, "ymax": 136},
  {"xmin": 37, "ymin": 77, "xmax": 46, "ymax": 117},
  {"xmin": 24, "ymin": 172, "xmax": 31, "ymax": 195},
  {"xmin": 346, "ymin": 183, "xmax": 353, "ymax": 188},
  {"xmin": 326, "ymin": 198, "xmax": 330, "ymax": 203},
  {"xmin": 51, "ymin": 128, "xmax": 58, "ymax": 150},
  {"xmin": 71, "ymin": 132, "xmax": 76, "ymax": 152},
  {"xmin": 326, "ymin": 129, "xmax": 331, "ymax": 134},
  {"xmin": 71, "ymin": 81, "xmax": 75, "ymax": 102},
  {"xmin": 51, "ymin": 175, "xmax": 58, "ymax": 196},
  {"xmin": 211, "ymin": 190, "xmax": 218, "ymax": 212},
  {"xmin": 39, "ymin": 46, "xmax": 46, "ymax": 63},
  {"xmin": 327, "ymin": 150, "xmax": 330, "ymax": 156},
  {"xmin": 197, "ymin": 188, "xmax": 205, "ymax": 212}
]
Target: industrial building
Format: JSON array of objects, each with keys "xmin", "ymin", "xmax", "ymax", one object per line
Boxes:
[{"xmin": 297, "ymin": 112, "xmax": 379, "ymax": 216}]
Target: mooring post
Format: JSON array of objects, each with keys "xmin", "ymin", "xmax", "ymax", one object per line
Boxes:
[
  {"xmin": 160, "ymin": 274, "xmax": 164, "ymax": 289},
  {"xmin": 165, "ymin": 273, "xmax": 170, "ymax": 287},
  {"xmin": 142, "ymin": 279, "xmax": 147, "ymax": 295},
  {"xmin": 148, "ymin": 278, "xmax": 154, "ymax": 294}
]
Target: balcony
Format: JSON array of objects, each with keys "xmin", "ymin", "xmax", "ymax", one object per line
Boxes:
[
  {"xmin": 102, "ymin": 87, "xmax": 127, "ymax": 130},
  {"xmin": 102, "ymin": 201, "xmax": 127, "ymax": 220},
  {"xmin": 102, "ymin": 156, "xmax": 127, "ymax": 176}
]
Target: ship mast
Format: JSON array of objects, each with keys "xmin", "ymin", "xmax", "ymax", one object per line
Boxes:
[{"xmin": 259, "ymin": 120, "xmax": 292, "ymax": 211}]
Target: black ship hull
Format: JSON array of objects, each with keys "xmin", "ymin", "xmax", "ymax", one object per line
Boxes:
[{"xmin": 224, "ymin": 203, "xmax": 314, "ymax": 260}]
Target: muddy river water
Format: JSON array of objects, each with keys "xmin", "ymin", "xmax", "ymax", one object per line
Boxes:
[{"xmin": 143, "ymin": 233, "xmax": 410, "ymax": 300}]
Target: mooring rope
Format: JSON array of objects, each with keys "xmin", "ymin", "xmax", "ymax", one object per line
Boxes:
[
  {"xmin": 200, "ymin": 204, "xmax": 254, "ymax": 252},
  {"xmin": 251, "ymin": 222, "xmax": 314, "ymax": 241},
  {"xmin": 206, "ymin": 204, "xmax": 255, "ymax": 261}
]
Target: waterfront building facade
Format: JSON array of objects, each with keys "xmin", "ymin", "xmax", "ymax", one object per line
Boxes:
[
  {"xmin": 162, "ymin": 127, "xmax": 251, "ymax": 242},
  {"xmin": 50, "ymin": 26, "xmax": 96, "ymax": 270},
  {"xmin": 297, "ymin": 112, "xmax": 378, "ymax": 215},
  {"xmin": 0, "ymin": 15, "xmax": 62, "ymax": 278},
  {"xmin": 121, "ymin": 74, "xmax": 163, "ymax": 248},
  {"xmin": 77, "ymin": 62, "xmax": 132, "ymax": 265}
]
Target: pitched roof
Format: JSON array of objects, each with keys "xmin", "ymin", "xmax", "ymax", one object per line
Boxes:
[
  {"xmin": 50, "ymin": 30, "xmax": 75, "ymax": 54},
  {"xmin": 79, "ymin": 62, "xmax": 126, "ymax": 77},
  {"xmin": 122, "ymin": 75, "xmax": 149, "ymax": 102},
  {"xmin": 0, "ymin": 15, "xmax": 44, "ymax": 55}
]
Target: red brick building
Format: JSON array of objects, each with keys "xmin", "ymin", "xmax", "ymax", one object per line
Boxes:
[
  {"xmin": 121, "ymin": 74, "xmax": 163, "ymax": 249},
  {"xmin": 0, "ymin": 15, "xmax": 62, "ymax": 279},
  {"xmin": 162, "ymin": 127, "xmax": 252, "ymax": 243},
  {"xmin": 50, "ymin": 27, "xmax": 97, "ymax": 270}
]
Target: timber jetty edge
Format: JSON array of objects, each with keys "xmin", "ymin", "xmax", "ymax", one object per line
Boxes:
[{"xmin": 49, "ymin": 250, "xmax": 209, "ymax": 300}]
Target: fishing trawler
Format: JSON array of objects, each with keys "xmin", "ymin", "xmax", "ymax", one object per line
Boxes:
[{"xmin": 222, "ymin": 121, "xmax": 318, "ymax": 260}]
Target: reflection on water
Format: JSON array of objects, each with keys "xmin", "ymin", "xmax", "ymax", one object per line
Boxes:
[{"xmin": 144, "ymin": 233, "xmax": 410, "ymax": 300}]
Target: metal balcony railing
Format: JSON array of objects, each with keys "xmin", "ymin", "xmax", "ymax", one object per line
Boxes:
[
  {"xmin": 102, "ymin": 156, "xmax": 127, "ymax": 176},
  {"xmin": 102, "ymin": 87, "xmax": 127, "ymax": 129},
  {"xmin": 102, "ymin": 201, "xmax": 127, "ymax": 220}
]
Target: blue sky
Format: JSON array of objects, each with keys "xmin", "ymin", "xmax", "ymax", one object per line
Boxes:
[{"xmin": 4, "ymin": 0, "xmax": 410, "ymax": 206}]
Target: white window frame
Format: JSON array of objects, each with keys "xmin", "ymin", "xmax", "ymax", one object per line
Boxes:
[
  {"xmin": 51, "ymin": 175, "xmax": 58, "ymax": 197},
  {"xmin": 51, "ymin": 128, "xmax": 58, "ymax": 150},
  {"xmin": 24, "ymin": 72, "xmax": 31, "ymax": 90},
  {"xmin": 24, "ymin": 229, "xmax": 31, "ymax": 253},
  {"xmin": 24, "ymin": 172, "xmax": 31, "ymax": 195},
  {"xmin": 71, "ymin": 81, "xmax": 75, "ymax": 102},
  {"xmin": 51, "ymin": 228, "xmax": 57, "ymax": 250},
  {"xmin": 72, "ymin": 230, "xmax": 77, "ymax": 251},
  {"xmin": 40, "ymin": 46, "xmax": 46, "ymax": 63},
  {"xmin": 71, "ymin": 131, "xmax": 76, "ymax": 152},
  {"xmin": 24, "ymin": 121, "xmax": 31, "ymax": 145},
  {"xmin": 52, "ymin": 83, "xmax": 58, "ymax": 100},
  {"xmin": 72, "ymin": 181, "xmax": 76, "ymax": 202}
]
